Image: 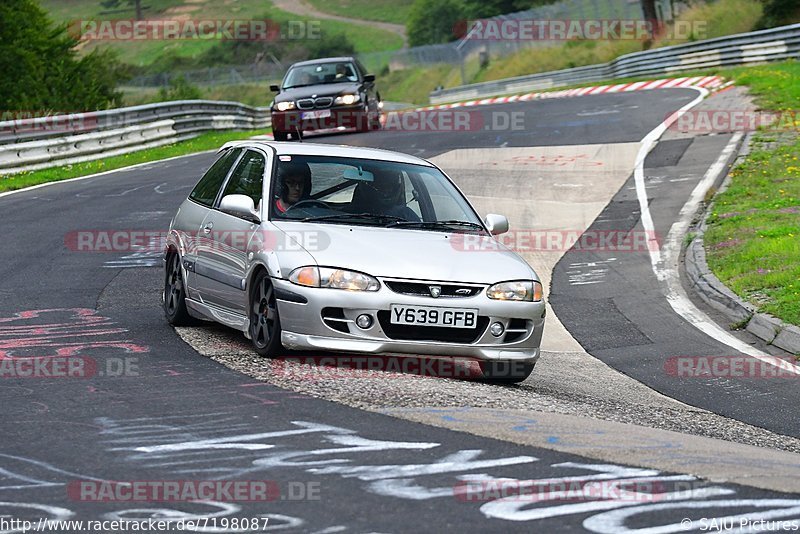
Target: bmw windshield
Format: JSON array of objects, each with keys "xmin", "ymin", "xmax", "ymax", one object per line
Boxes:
[
  {"xmin": 282, "ymin": 62, "xmax": 359, "ymax": 88},
  {"xmin": 269, "ymin": 155, "xmax": 485, "ymax": 231}
]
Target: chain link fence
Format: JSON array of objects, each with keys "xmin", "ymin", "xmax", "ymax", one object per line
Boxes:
[{"xmin": 126, "ymin": 0, "xmax": 666, "ymax": 89}]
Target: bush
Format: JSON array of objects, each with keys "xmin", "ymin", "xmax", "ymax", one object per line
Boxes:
[
  {"xmin": 158, "ymin": 76, "xmax": 202, "ymax": 102},
  {"xmin": 0, "ymin": 0, "xmax": 123, "ymax": 111},
  {"xmin": 759, "ymin": 0, "xmax": 800, "ymax": 27},
  {"xmin": 306, "ymin": 33, "xmax": 356, "ymax": 58}
]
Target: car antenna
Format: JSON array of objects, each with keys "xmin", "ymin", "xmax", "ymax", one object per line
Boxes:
[{"xmin": 294, "ymin": 125, "xmax": 303, "ymax": 142}]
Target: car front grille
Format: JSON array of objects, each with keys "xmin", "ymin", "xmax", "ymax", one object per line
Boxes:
[
  {"xmin": 384, "ymin": 281, "xmax": 484, "ymax": 299},
  {"xmin": 377, "ymin": 311, "xmax": 488, "ymax": 343},
  {"xmin": 297, "ymin": 97, "xmax": 333, "ymax": 110}
]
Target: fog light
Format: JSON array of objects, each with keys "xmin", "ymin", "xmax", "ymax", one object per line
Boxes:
[
  {"xmin": 490, "ymin": 322, "xmax": 505, "ymax": 337},
  {"xmin": 356, "ymin": 314, "xmax": 373, "ymax": 329}
]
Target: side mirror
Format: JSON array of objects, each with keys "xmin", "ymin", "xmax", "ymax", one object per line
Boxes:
[
  {"xmin": 269, "ymin": 84, "xmax": 280, "ymax": 92},
  {"xmin": 363, "ymin": 74, "xmax": 375, "ymax": 83},
  {"xmin": 220, "ymin": 194, "xmax": 261, "ymax": 223},
  {"xmin": 484, "ymin": 214, "xmax": 509, "ymax": 235}
]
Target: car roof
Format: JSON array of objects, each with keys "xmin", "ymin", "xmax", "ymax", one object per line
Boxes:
[
  {"xmin": 288, "ymin": 57, "xmax": 357, "ymax": 68},
  {"xmin": 219, "ymin": 141, "xmax": 435, "ymax": 167}
]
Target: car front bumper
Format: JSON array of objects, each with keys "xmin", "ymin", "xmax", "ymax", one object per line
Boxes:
[
  {"xmin": 273, "ymin": 278, "xmax": 545, "ymax": 363},
  {"xmin": 271, "ymin": 105, "xmax": 375, "ymax": 133}
]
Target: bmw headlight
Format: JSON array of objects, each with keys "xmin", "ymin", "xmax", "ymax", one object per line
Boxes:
[
  {"xmin": 289, "ymin": 266, "xmax": 380, "ymax": 291},
  {"xmin": 486, "ymin": 280, "xmax": 543, "ymax": 301},
  {"xmin": 275, "ymin": 101, "xmax": 295, "ymax": 111},
  {"xmin": 334, "ymin": 94, "xmax": 360, "ymax": 105}
]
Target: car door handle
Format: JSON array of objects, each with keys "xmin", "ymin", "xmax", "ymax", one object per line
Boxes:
[{"xmin": 203, "ymin": 222, "xmax": 213, "ymax": 234}]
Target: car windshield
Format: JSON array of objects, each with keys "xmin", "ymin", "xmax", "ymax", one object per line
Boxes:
[
  {"xmin": 269, "ymin": 155, "xmax": 485, "ymax": 232},
  {"xmin": 283, "ymin": 62, "xmax": 358, "ymax": 88}
]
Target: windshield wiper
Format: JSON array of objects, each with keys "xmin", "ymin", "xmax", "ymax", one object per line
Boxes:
[
  {"xmin": 386, "ymin": 220, "xmax": 485, "ymax": 230},
  {"xmin": 300, "ymin": 213, "xmax": 406, "ymax": 223}
]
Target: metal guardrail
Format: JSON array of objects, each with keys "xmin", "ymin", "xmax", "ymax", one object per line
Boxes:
[
  {"xmin": 0, "ymin": 100, "xmax": 271, "ymax": 175},
  {"xmin": 430, "ymin": 23, "xmax": 800, "ymax": 104}
]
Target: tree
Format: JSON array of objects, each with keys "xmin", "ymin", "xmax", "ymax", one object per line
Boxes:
[
  {"xmin": 640, "ymin": 0, "xmax": 659, "ymax": 39},
  {"xmin": 100, "ymin": 0, "xmax": 145, "ymax": 20},
  {"xmin": 0, "ymin": 0, "xmax": 123, "ymax": 111},
  {"xmin": 759, "ymin": 0, "xmax": 798, "ymax": 28},
  {"xmin": 407, "ymin": 0, "xmax": 464, "ymax": 46}
]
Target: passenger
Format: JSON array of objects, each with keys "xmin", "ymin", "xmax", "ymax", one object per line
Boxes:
[
  {"xmin": 353, "ymin": 168, "xmax": 420, "ymax": 221},
  {"xmin": 335, "ymin": 64, "xmax": 348, "ymax": 80}
]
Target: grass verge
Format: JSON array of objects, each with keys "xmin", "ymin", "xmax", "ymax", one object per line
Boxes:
[
  {"xmin": 379, "ymin": 0, "xmax": 767, "ymax": 103},
  {"xmin": 0, "ymin": 129, "xmax": 270, "ymax": 194},
  {"xmin": 703, "ymin": 61, "xmax": 800, "ymax": 328},
  {"xmin": 305, "ymin": 0, "xmax": 412, "ymax": 25}
]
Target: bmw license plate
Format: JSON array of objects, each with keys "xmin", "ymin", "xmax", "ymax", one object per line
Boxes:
[
  {"xmin": 301, "ymin": 109, "xmax": 331, "ymax": 120},
  {"xmin": 390, "ymin": 305, "xmax": 478, "ymax": 328}
]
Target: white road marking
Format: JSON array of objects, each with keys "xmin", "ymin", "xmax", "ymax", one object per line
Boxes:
[
  {"xmin": 659, "ymin": 134, "xmax": 800, "ymax": 374},
  {"xmin": 633, "ymin": 91, "xmax": 800, "ymax": 373}
]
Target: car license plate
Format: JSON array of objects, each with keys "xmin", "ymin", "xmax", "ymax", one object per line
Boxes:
[
  {"xmin": 390, "ymin": 305, "xmax": 478, "ymax": 328},
  {"xmin": 301, "ymin": 110, "xmax": 332, "ymax": 120}
]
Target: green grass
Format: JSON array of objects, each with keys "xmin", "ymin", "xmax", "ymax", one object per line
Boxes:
[
  {"xmin": 304, "ymin": 0, "xmax": 412, "ymax": 25},
  {"xmin": 0, "ymin": 129, "xmax": 270, "ymax": 193},
  {"xmin": 41, "ymin": 0, "xmax": 403, "ymax": 68},
  {"xmin": 703, "ymin": 61, "xmax": 800, "ymax": 328},
  {"xmin": 373, "ymin": 0, "xmax": 764, "ymax": 104},
  {"xmin": 474, "ymin": 0, "xmax": 763, "ymax": 84},
  {"xmin": 379, "ymin": 64, "xmax": 464, "ymax": 105}
]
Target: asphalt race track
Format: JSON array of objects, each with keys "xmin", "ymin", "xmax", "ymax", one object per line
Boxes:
[{"xmin": 1, "ymin": 88, "xmax": 799, "ymax": 532}]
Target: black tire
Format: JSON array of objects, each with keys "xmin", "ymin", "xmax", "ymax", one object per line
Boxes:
[
  {"xmin": 369, "ymin": 95, "xmax": 383, "ymax": 130},
  {"xmin": 479, "ymin": 360, "xmax": 535, "ymax": 384},
  {"xmin": 249, "ymin": 270, "xmax": 283, "ymax": 357},
  {"xmin": 273, "ymin": 131, "xmax": 289, "ymax": 141},
  {"xmin": 164, "ymin": 250, "xmax": 194, "ymax": 326}
]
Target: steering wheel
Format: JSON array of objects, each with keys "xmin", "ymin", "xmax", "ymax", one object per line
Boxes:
[{"xmin": 285, "ymin": 199, "xmax": 330, "ymax": 211}]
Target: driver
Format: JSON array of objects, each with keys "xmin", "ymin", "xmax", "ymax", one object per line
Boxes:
[{"xmin": 274, "ymin": 160, "xmax": 312, "ymax": 213}]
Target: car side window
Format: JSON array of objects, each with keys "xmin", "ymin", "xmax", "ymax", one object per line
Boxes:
[
  {"xmin": 189, "ymin": 148, "xmax": 241, "ymax": 207},
  {"xmin": 220, "ymin": 150, "xmax": 266, "ymax": 210}
]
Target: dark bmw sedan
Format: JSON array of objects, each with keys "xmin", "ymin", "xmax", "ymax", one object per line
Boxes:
[{"xmin": 269, "ymin": 57, "xmax": 383, "ymax": 140}]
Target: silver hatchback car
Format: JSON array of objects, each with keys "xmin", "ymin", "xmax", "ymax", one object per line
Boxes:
[{"xmin": 164, "ymin": 141, "xmax": 545, "ymax": 383}]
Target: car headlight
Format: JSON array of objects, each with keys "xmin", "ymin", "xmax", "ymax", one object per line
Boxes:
[
  {"xmin": 334, "ymin": 94, "xmax": 360, "ymax": 105},
  {"xmin": 486, "ymin": 280, "xmax": 543, "ymax": 301},
  {"xmin": 289, "ymin": 266, "xmax": 380, "ymax": 291},
  {"xmin": 275, "ymin": 101, "xmax": 295, "ymax": 111}
]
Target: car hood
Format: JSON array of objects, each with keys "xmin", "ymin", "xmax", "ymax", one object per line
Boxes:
[
  {"xmin": 274, "ymin": 82, "xmax": 361, "ymax": 102},
  {"xmin": 272, "ymin": 222, "xmax": 538, "ymax": 284}
]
